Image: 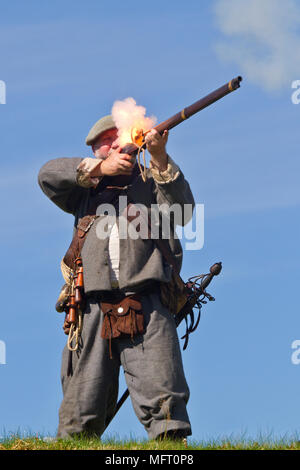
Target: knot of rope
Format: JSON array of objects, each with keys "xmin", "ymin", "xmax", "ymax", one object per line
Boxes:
[
  {"xmin": 137, "ymin": 145, "xmax": 147, "ymax": 182},
  {"xmin": 67, "ymin": 310, "xmax": 83, "ymax": 351}
]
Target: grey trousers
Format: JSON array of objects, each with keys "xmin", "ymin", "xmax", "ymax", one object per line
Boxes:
[{"xmin": 57, "ymin": 291, "xmax": 192, "ymax": 439}]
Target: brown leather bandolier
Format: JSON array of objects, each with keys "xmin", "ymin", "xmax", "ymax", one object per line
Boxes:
[
  {"xmin": 56, "ymin": 201, "xmax": 190, "ymax": 352},
  {"xmin": 56, "ymin": 214, "xmax": 98, "ymax": 351},
  {"xmin": 56, "ymin": 180, "xmax": 195, "ymax": 354}
]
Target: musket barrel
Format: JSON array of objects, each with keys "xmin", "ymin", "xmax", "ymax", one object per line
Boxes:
[
  {"xmin": 154, "ymin": 76, "xmax": 242, "ymax": 134},
  {"xmin": 121, "ymin": 76, "xmax": 242, "ymax": 155}
]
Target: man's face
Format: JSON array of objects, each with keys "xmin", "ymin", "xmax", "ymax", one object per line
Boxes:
[{"xmin": 92, "ymin": 128, "xmax": 118, "ymax": 159}]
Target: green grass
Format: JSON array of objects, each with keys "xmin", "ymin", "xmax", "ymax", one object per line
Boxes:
[{"xmin": 1, "ymin": 434, "xmax": 300, "ymax": 450}]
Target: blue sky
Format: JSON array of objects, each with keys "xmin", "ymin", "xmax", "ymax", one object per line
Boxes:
[{"xmin": 0, "ymin": 0, "xmax": 299, "ymax": 441}]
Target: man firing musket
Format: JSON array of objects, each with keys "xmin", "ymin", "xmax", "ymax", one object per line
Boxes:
[{"xmin": 38, "ymin": 77, "xmax": 242, "ymax": 442}]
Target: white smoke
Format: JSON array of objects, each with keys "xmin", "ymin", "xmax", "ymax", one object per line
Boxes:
[
  {"xmin": 111, "ymin": 97, "xmax": 156, "ymax": 146},
  {"xmin": 214, "ymin": 0, "xmax": 300, "ymax": 91}
]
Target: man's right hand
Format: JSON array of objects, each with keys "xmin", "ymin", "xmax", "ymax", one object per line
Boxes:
[{"xmin": 98, "ymin": 147, "xmax": 135, "ymax": 177}]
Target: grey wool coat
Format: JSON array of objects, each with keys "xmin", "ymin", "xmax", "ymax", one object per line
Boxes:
[{"xmin": 38, "ymin": 157, "xmax": 195, "ymax": 293}]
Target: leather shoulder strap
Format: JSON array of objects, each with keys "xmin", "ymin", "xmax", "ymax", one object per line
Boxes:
[{"xmin": 63, "ymin": 215, "xmax": 98, "ymax": 269}]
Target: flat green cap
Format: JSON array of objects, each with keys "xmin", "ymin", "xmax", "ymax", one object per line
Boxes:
[{"xmin": 85, "ymin": 115, "xmax": 116, "ymax": 146}]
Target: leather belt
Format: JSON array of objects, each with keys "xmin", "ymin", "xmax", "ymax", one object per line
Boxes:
[{"xmin": 87, "ymin": 281, "xmax": 160, "ymax": 304}]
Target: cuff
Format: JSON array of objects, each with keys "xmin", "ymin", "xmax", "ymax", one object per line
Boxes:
[
  {"xmin": 76, "ymin": 165, "xmax": 103, "ymax": 188},
  {"xmin": 150, "ymin": 155, "xmax": 181, "ymax": 184}
]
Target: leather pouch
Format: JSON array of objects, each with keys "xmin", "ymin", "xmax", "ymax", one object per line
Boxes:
[
  {"xmin": 100, "ymin": 295, "xmax": 144, "ymax": 358},
  {"xmin": 100, "ymin": 295, "xmax": 144, "ymax": 341}
]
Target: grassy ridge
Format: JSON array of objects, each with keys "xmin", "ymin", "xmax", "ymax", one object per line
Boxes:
[{"xmin": 1, "ymin": 436, "xmax": 300, "ymax": 450}]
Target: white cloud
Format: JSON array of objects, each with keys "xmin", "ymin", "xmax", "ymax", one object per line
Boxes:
[{"xmin": 214, "ymin": 0, "xmax": 300, "ymax": 91}]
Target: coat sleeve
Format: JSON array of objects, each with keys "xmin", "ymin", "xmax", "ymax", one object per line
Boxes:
[
  {"xmin": 38, "ymin": 157, "xmax": 84, "ymax": 215},
  {"xmin": 151, "ymin": 156, "xmax": 195, "ymax": 226}
]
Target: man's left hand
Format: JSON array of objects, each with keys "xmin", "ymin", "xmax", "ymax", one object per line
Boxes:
[{"xmin": 145, "ymin": 129, "xmax": 168, "ymax": 172}]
